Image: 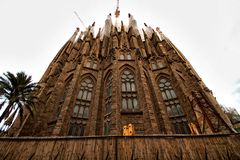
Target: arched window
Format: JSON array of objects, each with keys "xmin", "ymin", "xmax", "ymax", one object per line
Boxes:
[
  {"xmin": 127, "ymin": 53, "xmax": 132, "ymax": 60},
  {"xmin": 68, "ymin": 77, "xmax": 94, "ymax": 136},
  {"xmin": 157, "ymin": 61, "xmax": 166, "ymax": 68},
  {"xmin": 85, "ymin": 61, "xmax": 91, "ymax": 68},
  {"xmin": 121, "ymin": 69, "xmax": 138, "ymax": 110},
  {"xmin": 105, "ymin": 74, "xmax": 112, "ymax": 114},
  {"xmin": 158, "ymin": 77, "xmax": 190, "ymax": 134},
  {"xmin": 104, "ymin": 74, "xmax": 112, "ymax": 135},
  {"xmin": 151, "ymin": 63, "xmax": 157, "ymax": 70},
  {"xmin": 68, "ymin": 121, "xmax": 87, "ymax": 136},
  {"xmin": 85, "ymin": 59, "xmax": 98, "ymax": 69},
  {"xmin": 151, "ymin": 60, "xmax": 166, "ymax": 70},
  {"xmin": 92, "ymin": 62, "xmax": 97, "ymax": 69},
  {"xmin": 57, "ymin": 75, "xmax": 73, "ymax": 117},
  {"xmin": 104, "ymin": 119, "xmax": 111, "ymax": 135},
  {"xmin": 120, "ymin": 54, "xmax": 124, "ymax": 60},
  {"xmin": 119, "ymin": 52, "xmax": 132, "ymax": 60}
]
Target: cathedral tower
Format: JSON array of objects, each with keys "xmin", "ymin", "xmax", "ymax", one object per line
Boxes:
[{"xmin": 14, "ymin": 14, "xmax": 235, "ymax": 137}]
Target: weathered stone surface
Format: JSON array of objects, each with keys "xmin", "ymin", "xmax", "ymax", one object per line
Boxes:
[
  {"xmin": 5, "ymin": 16, "xmax": 235, "ymax": 138},
  {"xmin": 0, "ymin": 134, "xmax": 240, "ymax": 160}
]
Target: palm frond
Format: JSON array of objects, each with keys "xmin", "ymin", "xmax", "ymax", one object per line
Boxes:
[
  {"xmin": 0, "ymin": 71, "xmax": 38, "ymax": 128},
  {"xmin": 0, "ymin": 100, "xmax": 5, "ymax": 110}
]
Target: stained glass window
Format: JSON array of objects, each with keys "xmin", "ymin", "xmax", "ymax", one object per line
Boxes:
[
  {"xmin": 151, "ymin": 63, "xmax": 157, "ymax": 70},
  {"xmin": 104, "ymin": 74, "xmax": 113, "ymax": 135},
  {"xmin": 120, "ymin": 54, "xmax": 124, "ymax": 60},
  {"xmin": 68, "ymin": 77, "xmax": 94, "ymax": 136},
  {"xmin": 105, "ymin": 74, "xmax": 112, "ymax": 114},
  {"xmin": 119, "ymin": 52, "xmax": 132, "ymax": 60},
  {"xmin": 158, "ymin": 77, "xmax": 190, "ymax": 134},
  {"xmin": 68, "ymin": 121, "xmax": 87, "ymax": 136},
  {"xmin": 127, "ymin": 53, "xmax": 132, "ymax": 60},
  {"xmin": 121, "ymin": 69, "xmax": 138, "ymax": 110},
  {"xmin": 85, "ymin": 60, "xmax": 98, "ymax": 69},
  {"xmin": 104, "ymin": 116, "xmax": 111, "ymax": 135},
  {"xmin": 57, "ymin": 75, "xmax": 73, "ymax": 117},
  {"xmin": 151, "ymin": 60, "xmax": 166, "ymax": 70}
]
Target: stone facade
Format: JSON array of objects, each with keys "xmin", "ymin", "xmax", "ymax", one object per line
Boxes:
[{"xmin": 12, "ymin": 14, "xmax": 235, "ymax": 137}]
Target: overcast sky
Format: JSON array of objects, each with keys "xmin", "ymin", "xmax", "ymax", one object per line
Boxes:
[{"xmin": 0, "ymin": 0, "xmax": 240, "ymax": 112}]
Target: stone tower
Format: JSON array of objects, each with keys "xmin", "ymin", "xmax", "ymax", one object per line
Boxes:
[{"xmin": 16, "ymin": 14, "xmax": 235, "ymax": 137}]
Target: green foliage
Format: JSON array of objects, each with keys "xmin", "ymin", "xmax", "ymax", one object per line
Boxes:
[{"xmin": 0, "ymin": 71, "xmax": 38, "ymax": 131}]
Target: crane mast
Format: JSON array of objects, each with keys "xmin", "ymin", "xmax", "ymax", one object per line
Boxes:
[
  {"xmin": 115, "ymin": 0, "xmax": 120, "ymax": 17},
  {"xmin": 74, "ymin": 11, "xmax": 87, "ymax": 28}
]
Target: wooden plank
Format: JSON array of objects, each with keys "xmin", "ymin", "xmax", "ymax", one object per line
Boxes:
[{"xmin": 0, "ymin": 134, "xmax": 240, "ymax": 160}]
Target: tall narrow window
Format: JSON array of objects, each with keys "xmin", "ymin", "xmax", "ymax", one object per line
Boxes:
[
  {"xmin": 57, "ymin": 75, "xmax": 73, "ymax": 117},
  {"xmin": 121, "ymin": 69, "xmax": 138, "ymax": 110},
  {"xmin": 105, "ymin": 74, "xmax": 112, "ymax": 114},
  {"xmin": 104, "ymin": 74, "xmax": 112, "ymax": 135},
  {"xmin": 158, "ymin": 77, "xmax": 190, "ymax": 134},
  {"xmin": 104, "ymin": 117, "xmax": 111, "ymax": 135},
  {"xmin": 68, "ymin": 77, "xmax": 94, "ymax": 136}
]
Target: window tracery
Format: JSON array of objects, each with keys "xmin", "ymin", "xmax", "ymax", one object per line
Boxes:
[
  {"xmin": 119, "ymin": 52, "xmax": 132, "ymax": 60},
  {"xmin": 158, "ymin": 77, "xmax": 190, "ymax": 134},
  {"xmin": 57, "ymin": 75, "xmax": 73, "ymax": 117},
  {"xmin": 151, "ymin": 60, "xmax": 166, "ymax": 70},
  {"xmin": 104, "ymin": 73, "xmax": 112, "ymax": 135},
  {"xmin": 104, "ymin": 116, "xmax": 111, "ymax": 135},
  {"xmin": 68, "ymin": 77, "xmax": 94, "ymax": 136},
  {"xmin": 85, "ymin": 59, "xmax": 98, "ymax": 69},
  {"xmin": 121, "ymin": 69, "xmax": 138, "ymax": 110},
  {"xmin": 105, "ymin": 74, "xmax": 112, "ymax": 114}
]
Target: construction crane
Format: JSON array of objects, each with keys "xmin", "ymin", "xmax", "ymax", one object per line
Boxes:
[
  {"xmin": 115, "ymin": 0, "xmax": 120, "ymax": 18},
  {"xmin": 74, "ymin": 11, "xmax": 87, "ymax": 29}
]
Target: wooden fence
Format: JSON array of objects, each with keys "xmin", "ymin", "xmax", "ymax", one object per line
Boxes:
[{"xmin": 0, "ymin": 134, "xmax": 240, "ymax": 160}]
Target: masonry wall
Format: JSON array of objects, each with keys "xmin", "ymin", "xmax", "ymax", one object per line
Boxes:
[
  {"xmin": 0, "ymin": 134, "xmax": 240, "ymax": 160},
  {"xmin": 9, "ymin": 15, "xmax": 235, "ymax": 137}
]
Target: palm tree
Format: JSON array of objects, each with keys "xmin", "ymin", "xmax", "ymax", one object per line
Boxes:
[{"xmin": 0, "ymin": 71, "xmax": 37, "ymax": 131}]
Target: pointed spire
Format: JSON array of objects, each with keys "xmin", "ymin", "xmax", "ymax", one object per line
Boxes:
[
  {"xmin": 79, "ymin": 31, "xmax": 84, "ymax": 40},
  {"xmin": 111, "ymin": 26, "xmax": 119, "ymax": 49},
  {"xmin": 142, "ymin": 28, "xmax": 149, "ymax": 40},
  {"xmin": 152, "ymin": 30, "xmax": 161, "ymax": 44},
  {"xmin": 142, "ymin": 29, "xmax": 156, "ymax": 57},
  {"xmin": 96, "ymin": 28, "xmax": 101, "ymax": 39},
  {"xmin": 83, "ymin": 23, "xmax": 95, "ymax": 44},
  {"xmin": 128, "ymin": 26, "xmax": 135, "ymax": 37},
  {"xmin": 128, "ymin": 13, "xmax": 140, "ymax": 36},
  {"xmin": 143, "ymin": 30, "xmax": 152, "ymax": 56},
  {"xmin": 156, "ymin": 27, "xmax": 165, "ymax": 41},
  {"xmin": 90, "ymin": 22, "xmax": 95, "ymax": 37},
  {"xmin": 70, "ymin": 27, "xmax": 80, "ymax": 42},
  {"xmin": 144, "ymin": 23, "xmax": 154, "ymax": 39},
  {"xmin": 121, "ymin": 20, "xmax": 125, "ymax": 32},
  {"xmin": 89, "ymin": 27, "xmax": 101, "ymax": 57},
  {"xmin": 119, "ymin": 21, "xmax": 130, "ymax": 49},
  {"xmin": 89, "ymin": 36, "xmax": 101, "ymax": 57},
  {"xmin": 114, "ymin": 15, "xmax": 121, "ymax": 32},
  {"xmin": 80, "ymin": 26, "xmax": 93, "ymax": 56},
  {"xmin": 103, "ymin": 13, "xmax": 112, "ymax": 37},
  {"xmin": 115, "ymin": 0, "xmax": 120, "ymax": 18}
]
